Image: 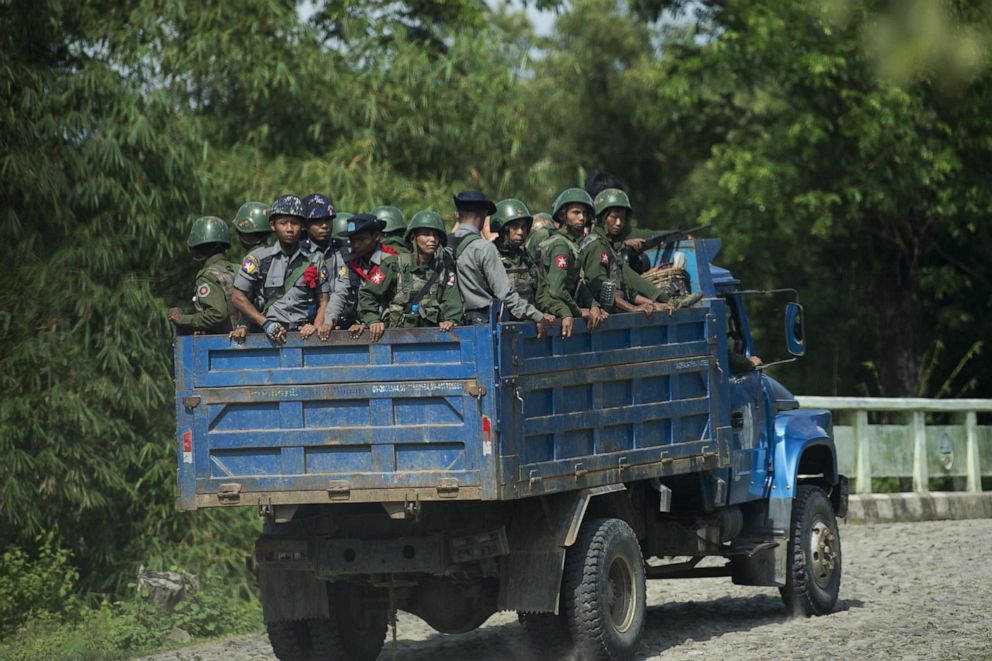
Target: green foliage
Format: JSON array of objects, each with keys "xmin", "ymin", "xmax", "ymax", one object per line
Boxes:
[{"xmin": 0, "ymin": 534, "xmax": 81, "ymax": 638}]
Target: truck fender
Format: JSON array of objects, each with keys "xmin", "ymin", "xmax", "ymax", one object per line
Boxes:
[
  {"xmin": 762, "ymin": 409, "xmax": 837, "ymax": 586},
  {"xmin": 498, "ymin": 484, "xmax": 626, "ymax": 614}
]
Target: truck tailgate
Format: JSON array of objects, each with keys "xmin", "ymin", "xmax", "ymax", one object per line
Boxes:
[{"xmin": 174, "ymin": 326, "xmax": 497, "ymax": 510}]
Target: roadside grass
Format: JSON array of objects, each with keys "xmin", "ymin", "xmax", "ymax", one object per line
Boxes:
[{"xmin": 0, "ymin": 534, "xmax": 262, "ymax": 660}]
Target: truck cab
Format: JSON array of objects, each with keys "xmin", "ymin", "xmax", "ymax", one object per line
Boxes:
[{"xmin": 173, "ymin": 238, "xmax": 847, "ymax": 661}]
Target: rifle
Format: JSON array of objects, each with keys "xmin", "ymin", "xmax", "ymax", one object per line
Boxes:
[
  {"xmin": 627, "ymin": 224, "xmax": 712, "ymax": 273},
  {"xmin": 639, "ymin": 223, "xmax": 712, "ymax": 253}
]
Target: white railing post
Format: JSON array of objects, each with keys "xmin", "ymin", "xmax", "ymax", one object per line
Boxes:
[
  {"xmin": 911, "ymin": 411, "xmax": 929, "ymax": 492},
  {"xmin": 965, "ymin": 411, "xmax": 981, "ymax": 493},
  {"xmin": 854, "ymin": 409, "xmax": 872, "ymax": 494}
]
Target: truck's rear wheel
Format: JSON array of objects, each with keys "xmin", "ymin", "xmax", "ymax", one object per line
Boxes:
[
  {"xmin": 266, "ymin": 583, "xmax": 387, "ymax": 661},
  {"xmin": 561, "ymin": 517, "xmax": 646, "ymax": 661},
  {"xmin": 780, "ymin": 484, "xmax": 842, "ymax": 616}
]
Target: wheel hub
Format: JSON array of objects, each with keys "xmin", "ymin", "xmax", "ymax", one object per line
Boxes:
[
  {"xmin": 606, "ymin": 555, "xmax": 636, "ymax": 634},
  {"xmin": 808, "ymin": 518, "xmax": 838, "ymax": 587}
]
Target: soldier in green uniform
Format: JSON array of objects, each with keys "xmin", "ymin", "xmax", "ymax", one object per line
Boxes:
[
  {"xmin": 372, "ymin": 205, "xmax": 410, "ymax": 255},
  {"xmin": 535, "ymin": 188, "xmax": 608, "ymax": 337},
  {"xmin": 579, "ymin": 188, "xmax": 702, "ymax": 315},
  {"xmin": 526, "ymin": 211, "xmax": 554, "ymax": 262},
  {"xmin": 231, "ymin": 201, "xmax": 273, "ymax": 251},
  {"xmin": 357, "ymin": 211, "xmax": 463, "ymax": 343},
  {"xmin": 168, "ymin": 216, "xmax": 238, "ymax": 334},
  {"xmin": 580, "ymin": 188, "xmax": 681, "ymax": 316},
  {"xmin": 490, "ymin": 199, "xmax": 556, "ymax": 331}
]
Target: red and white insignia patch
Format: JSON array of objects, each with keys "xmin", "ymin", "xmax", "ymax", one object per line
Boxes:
[
  {"xmin": 447, "ymin": 272, "xmax": 456, "ymax": 286},
  {"xmin": 599, "ymin": 251, "xmax": 609, "ymax": 266},
  {"xmin": 555, "ymin": 255, "xmax": 568, "ymax": 270},
  {"xmin": 197, "ymin": 284, "xmax": 210, "ymax": 297},
  {"xmin": 371, "ymin": 271, "xmax": 385, "ymax": 285}
]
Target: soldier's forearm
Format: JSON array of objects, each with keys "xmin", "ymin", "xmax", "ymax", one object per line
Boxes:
[{"xmin": 232, "ymin": 289, "xmax": 266, "ymax": 326}]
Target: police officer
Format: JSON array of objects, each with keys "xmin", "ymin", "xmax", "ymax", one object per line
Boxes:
[
  {"xmin": 535, "ymin": 188, "xmax": 608, "ymax": 337},
  {"xmin": 337, "ymin": 213, "xmax": 399, "ymax": 337},
  {"xmin": 448, "ymin": 191, "xmax": 551, "ymax": 338},
  {"xmin": 168, "ymin": 216, "xmax": 238, "ymax": 334},
  {"xmin": 301, "ymin": 194, "xmax": 355, "ymax": 338},
  {"xmin": 231, "ymin": 201, "xmax": 273, "ymax": 252},
  {"xmin": 491, "ymin": 199, "xmax": 557, "ymax": 332},
  {"xmin": 371, "ymin": 205, "xmax": 410, "ymax": 255},
  {"xmin": 231, "ymin": 195, "xmax": 330, "ymax": 343},
  {"xmin": 580, "ymin": 188, "xmax": 677, "ymax": 316},
  {"xmin": 357, "ymin": 211, "xmax": 463, "ymax": 342}
]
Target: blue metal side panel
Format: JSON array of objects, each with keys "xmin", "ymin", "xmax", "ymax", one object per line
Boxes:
[
  {"xmin": 178, "ymin": 327, "xmax": 491, "ymax": 507},
  {"xmin": 175, "ymin": 335, "xmax": 197, "ymax": 511},
  {"xmin": 497, "ymin": 305, "xmax": 730, "ymax": 499}
]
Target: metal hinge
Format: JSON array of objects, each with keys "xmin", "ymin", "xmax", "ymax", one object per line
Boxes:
[
  {"xmin": 327, "ymin": 481, "xmax": 351, "ymax": 500},
  {"xmin": 183, "ymin": 396, "xmax": 201, "ymax": 409},
  {"xmin": 464, "ymin": 382, "xmax": 487, "ymax": 399},
  {"xmin": 217, "ymin": 482, "xmax": 242, "ymax": 504},
  {"xmin": 437, "ymin": 479, "xmax": 460, "ymax": 498}
]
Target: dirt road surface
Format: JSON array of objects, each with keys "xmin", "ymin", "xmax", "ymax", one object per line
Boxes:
[{"xmin": 137, "ymin": 519, "xmax": 992, "ymax": 660}]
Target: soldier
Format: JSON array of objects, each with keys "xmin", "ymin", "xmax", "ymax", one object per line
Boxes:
[
  {"xmin": 357, "ymin": 211, "xmax": 463, "ymax": 342},
  {"xmin": 230, "ymin": 195, "xmax": 330, "ymax": 343},
  {"xmin": 231, "ymin": 201, "xmax": 273, "ymax": 251},
  {"xmin": 535, "ymin": 188, "xmax": 608, "ymax": 337},
  {"xmin": 448, "ymin": 191, "xmax": 552, "ymax": 338},
  {"xmin": 167, "ymin": 216, "xmax": 238, "ymax": 334},
  {"xmin": 337, "ymin": 213, "xmax": 399, "ymax": 337},
  {"xmin": 526, "ymin": 211, "xmax": 555, "ymax": 262},
  {"xmin": 580, "ymin": 188, "xmax": 699, "ymax": 316},
  {"xmin": 490, "ymin": 199, "xmax": 557, "ymax": 335},
  {"xmin": 371, "ymin": 205, "xmax": 410, "ymax": 255}
]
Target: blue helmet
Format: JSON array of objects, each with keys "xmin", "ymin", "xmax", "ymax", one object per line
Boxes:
[{"xmin": 302, "ymin": 193, "xmax": 337, "ymax": 221}]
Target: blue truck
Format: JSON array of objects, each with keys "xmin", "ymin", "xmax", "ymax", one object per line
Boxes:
[{"xmin": 174, "ymin": 238, "xmax": 847, "ymax": 661}]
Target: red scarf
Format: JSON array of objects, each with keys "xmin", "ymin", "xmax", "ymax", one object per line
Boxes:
[{"xmin": 348, "ymin": 244, "xmax": 398, "ymax": 281}]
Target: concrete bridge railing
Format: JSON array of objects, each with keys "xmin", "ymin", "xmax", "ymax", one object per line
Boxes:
[{"xmin": 795, "ymin": 397, "xmax": 992, "ymax": 522}]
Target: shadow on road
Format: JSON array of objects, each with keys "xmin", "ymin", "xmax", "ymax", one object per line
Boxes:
[{"xmin": 383, "ymin": 596, "xmax": 867, "ymax": 661}]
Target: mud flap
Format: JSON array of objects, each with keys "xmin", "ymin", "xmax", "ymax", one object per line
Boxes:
[{"xmin": 258, "ymin": 566, "xmax": 330, "ymax": 624}]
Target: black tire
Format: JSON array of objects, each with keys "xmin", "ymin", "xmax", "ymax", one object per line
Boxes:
[
  {"xmin": 266, "ymin": 584, "xmax": 387, "ymax": 661},
  {"xmin": 518, "ymin": 610, "xmax": 572, "ymax": 659},
  {"xmin": 780, "ymin": 484, "xmax": 842, "ymax": 617},
  {"xmin": 561, "ymin": 518, "xmax": 646, "ymax": 661}
]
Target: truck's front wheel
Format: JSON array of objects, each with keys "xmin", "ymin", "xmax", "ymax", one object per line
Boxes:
[
  {"xmin": 561, "ymin": 517, "xmax": 646, "ymax": 661},
  {"xmin": 780, "ymin": 484, "xmax": 842, "ymax": 616}
]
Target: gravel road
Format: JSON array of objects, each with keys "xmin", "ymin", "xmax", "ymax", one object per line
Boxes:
[{"xmin": 138, "ymin": 519, "xmax": 992, "ymax": 660}]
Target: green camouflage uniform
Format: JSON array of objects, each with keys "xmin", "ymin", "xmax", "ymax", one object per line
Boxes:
[
  {"xmin": 496, "ymin": 238, "xmax": 542, "ymax": 319},
  {"xmin": 535, "ymin": 229, "xmax": 598, "ymax": 319},
  {"xmin": 179, "ymin": 254, "xmax": 238, "ymax": 333},
  {"xmin": 357, "ymin": 252, "xmax": 463, "ymax": 327},
  {"xmin": 579, "ymin": 225, "xmax": 665, "ymax": 307},
  {"xmin": 380, "ymin": 234, "xmax": 411, "ymax": 255}
]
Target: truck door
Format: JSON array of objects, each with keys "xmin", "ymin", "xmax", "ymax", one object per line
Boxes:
[{"xmin": 724, "ymin": 294, "xmax": 771, "ymax": 504}]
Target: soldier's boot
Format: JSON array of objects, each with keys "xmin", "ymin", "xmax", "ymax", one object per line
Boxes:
[{"xmin": 671, "ymin": 291, "xmax": 704, "ymax": 310}]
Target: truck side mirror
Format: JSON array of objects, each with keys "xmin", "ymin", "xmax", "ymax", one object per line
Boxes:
[{"xmin": 785, "ymin": 302, "xmax": 805, "ymax": 357}]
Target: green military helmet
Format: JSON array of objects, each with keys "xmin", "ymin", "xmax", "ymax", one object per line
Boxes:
[
  {"xmin": 551, "ymin": 187, "xmax": 594, "ymax": 219},
  {"xmin": 232, "ymin": 201, "xmax": 270, "ymax": 234},
  {"xmin": 405, "ymin": 210, "xmax": 447, "ymax": 247},
  {"xmin": 491, "ymin": 198, "xmax": 533, "ymax": 234},
  {"xmin": 187, "ymin": 215, "xmax": 231, "ymax": 248},
  {"xmin": 332, "ymin": 212, "xmax": 353, "ymax": 240},
  {"xmin": 594, "ymin": 188, "xmax": 633, "ymax": 218},
  {"xmin": 371, "ymin": 205, "xmax": 406, "ymax": 234}
]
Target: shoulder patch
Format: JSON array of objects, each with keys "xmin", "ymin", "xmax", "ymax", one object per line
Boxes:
[
  {"xmin": 197, "ymin": 283, "xmax": 211, "ymax": 298},
  {"xmin": 555, "ymin": 255, "xmax": 569, "ymax": 270},
  {"xmin": 371, "ymin": 271, "xmax": 385, "ymax": 285},
  {"xmin": 447, "ymin": 272, "xmax": 456, "ymax": 286},
  {"xmin": 338, "ymin": 265, "xmax": 347, "ymax": 278},
  {"xmin": 600, "ymin": 251, "xmax": 609, "ymax": 267},
  {"xmin": 241, "ymin": 255, "xmax": 259, "ymax": 275}
]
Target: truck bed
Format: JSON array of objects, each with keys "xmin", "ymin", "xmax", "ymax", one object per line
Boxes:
[{"xmin": 174, "ymin": 247, "xmax": 732, "ymax": 510}]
